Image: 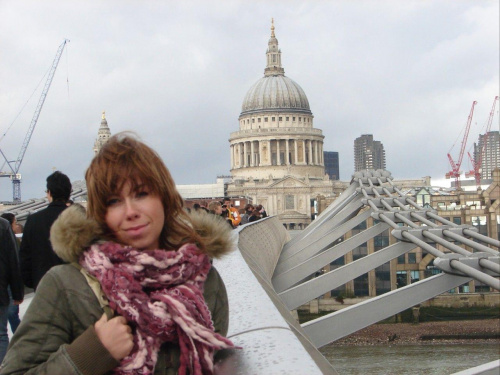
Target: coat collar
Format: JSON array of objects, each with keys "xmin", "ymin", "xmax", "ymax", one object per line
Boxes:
[{"xmin": 50, "ymin": 204, "xmax": 235, "ymax": 263}]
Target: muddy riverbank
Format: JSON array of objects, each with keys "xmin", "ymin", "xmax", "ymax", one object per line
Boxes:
[{"xmin": 329, "ymin": 319, "xmax": 500, "ymax": 346}]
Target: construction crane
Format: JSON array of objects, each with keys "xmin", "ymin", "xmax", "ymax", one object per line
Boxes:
[
  {"xmin": 445, "ymin": 100, "xmax": 477, "ymax": 189},
  {"xmin": 0, "ymin": 39, "xmax": 69, "ymax": 203},
  {"xmin": 465, "ymin": 96, "xmax": 499, "ymax": 188}
]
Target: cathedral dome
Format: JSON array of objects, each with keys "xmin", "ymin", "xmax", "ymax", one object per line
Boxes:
[
  {"xmin": 241, "ymin": 75, "xmax": 311, "ymax": 115},
  {"xmin": 240, "ymin": 19, "xmax": 311, "ymax": 117}
]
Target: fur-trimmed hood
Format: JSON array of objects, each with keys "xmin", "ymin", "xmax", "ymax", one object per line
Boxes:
[{"xmin": 50, "ymin": 204, "xmax": 236, "ymax": 263}]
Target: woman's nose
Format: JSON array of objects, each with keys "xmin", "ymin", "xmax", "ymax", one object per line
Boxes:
[{"xmin": 124, "ymin": 199, "xmax": 139, "ymax": 218}]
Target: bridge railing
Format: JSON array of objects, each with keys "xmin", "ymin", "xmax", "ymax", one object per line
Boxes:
[{"xmin": 213, "ymin": 217, "xmax": 337, "ymax": 374}]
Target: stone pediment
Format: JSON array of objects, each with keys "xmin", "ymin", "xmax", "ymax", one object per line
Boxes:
[
  {"xmin": 268, "ymin": 176, "xmax": 309, "ymax": 188},
  {"xmin": 278, "ymin": 210, "xmax": 311, "ymax": 223}
]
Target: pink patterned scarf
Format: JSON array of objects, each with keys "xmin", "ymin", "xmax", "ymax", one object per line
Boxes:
[{"xmin": 80, "ymin": 241, "xmax": 234, "ymax": 375}]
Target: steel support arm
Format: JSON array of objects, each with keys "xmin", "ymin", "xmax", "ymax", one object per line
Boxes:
[
  {"xmin": 302, "ymin": 273, "xmax": 471, "ymax": 348},
  {"xmin": 273, "ymin": 222, "xmax": 390, "ymax": 293},
  {"xmin": 279, "ymin": 242, "xmax": 417, "ymax": 310},
  {"xmin": 275, "ymin": 208, "xmax": 372, "ymax": 275}
]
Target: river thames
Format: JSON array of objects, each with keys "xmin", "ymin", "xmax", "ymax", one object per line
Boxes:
[{"xmin": 322, "ymin": 343, "xmax": 499, "ymax": 374}]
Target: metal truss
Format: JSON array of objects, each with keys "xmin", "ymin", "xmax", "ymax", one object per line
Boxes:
[{"xmin": 273, "ymin": 169, "xmax": 499, "ymax": 349}]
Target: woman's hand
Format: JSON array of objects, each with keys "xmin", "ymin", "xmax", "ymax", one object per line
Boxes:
[{"xmin": 95, "ymin": 313, "xmax": 134, "ymax": 361}]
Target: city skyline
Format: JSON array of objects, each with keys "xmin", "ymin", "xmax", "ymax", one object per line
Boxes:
[{"xmin": 0, "ymin": 1, "xmax": 498, "ymax": 202}]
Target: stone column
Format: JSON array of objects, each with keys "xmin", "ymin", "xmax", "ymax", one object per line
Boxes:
[
  {"xmin": 314, "ymin": 141, "xmax": 318, "ymax": 165},
  {"xmin": 286, "ymin": 139, "xmax": 290, "ymax": 165},
  {"xmin": 230, "ymin": 144, "xmax": 234, "ymax": 169},
  {"xmin": 294, "ymin": 140, "xmax": 298, "ymax": 165},
  {"xmin": 236, "ymin": 143, "xmax": 240, "ymax": 167},
  {"xmin": 302, "ymin": 140, "xmax": 306, "ymax": 165},
  {"xmin": 258, "ymin": 141, "xmax": 262, "ymax": 166},
  {"xmin": 233, "ymin": 144, "xmax": 237, "ymax": 168},
  {"xmin": 277, "ymin": 139, "xmax": 281, "ymax": 165},
  {"xmin": 268, "ymin": 139, "xmax": 272, "ymax": 165},
  {"xmin": 308, "ymin": 140, "xmax": 313, "ymax": 165},
  {"xmin": 240, "ymin": 143, "xmax": 244, "ymax": 167},
  {"xmin": 250, "ymin": 141, "xmax": 255, "ymax": 166},
  {"xmin": 243, "ymin": 142, "xmax": 248, "ymax": 167},
  {"xmin": 236, "ymin": 144, "xmax": 239, "ymax": 168},
  {"xmin": 259, "ymin": 140, "xmax": 271, "ymax": 166}
]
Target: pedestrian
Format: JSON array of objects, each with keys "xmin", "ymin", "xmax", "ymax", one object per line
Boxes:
[
  {"xmin": 19, "ymin": 171, "xmax": 72, "ymax": 290},
  {"xmin": 0, "ymin": 214, "xmax": 21, "ymax": 334},
  {"xmin": 240, "ymin": 204, "xmax": 254, "ymax": 225},
  {"xmin": 256, "ymin": 204, "xmax": 267, "ymax": 218},
  {"xmin": 208, "ymin": 201, "xmax": 233, "ymax": 229},
  {"xmin": 249, "ymin": 207, "xmax": 262, "ymax": 223},
  {"xmin": 199, "ymin": 200, "xmax": 209, "ymax": 212},
  {"xmin": 222, "ymin": 198, "xmax": 241, "ymax": 227},
  {"xmin": 208, "ymin": 200, "xmax": 223, "ymax": 215},
  {"xmin": 1, "ymin": 133, "xmax": 235, "ymax": 375},
  {"xmin": 0, "ymin": 217, "xmax": 23, "ymax": 363}
]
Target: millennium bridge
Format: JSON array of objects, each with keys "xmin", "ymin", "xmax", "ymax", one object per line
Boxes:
[{"xmin": 5, "ymin": 169, "xmax": 500, "ymax": 374}]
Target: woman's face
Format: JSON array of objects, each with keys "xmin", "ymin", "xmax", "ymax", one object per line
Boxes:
[{"xmin": 105, "ymin": 181, "xmax": 165, "ymax": 251}]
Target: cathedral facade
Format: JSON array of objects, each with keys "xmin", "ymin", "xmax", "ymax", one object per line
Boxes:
[{"xmin": 226, "ymin": 21, "xmax": 345, "ymax": 228}]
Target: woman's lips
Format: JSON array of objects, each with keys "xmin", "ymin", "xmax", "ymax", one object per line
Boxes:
[{"xmin": 125, "ymin": 223, "xmax": 148, "ymax": 236}]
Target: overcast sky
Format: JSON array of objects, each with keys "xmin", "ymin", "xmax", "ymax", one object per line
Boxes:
[{"xmin": 0, "ymin": 0, "xmax": 498, "ymax": 202}]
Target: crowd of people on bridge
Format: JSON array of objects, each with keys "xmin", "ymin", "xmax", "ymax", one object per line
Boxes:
[
  {"xmin": 189, "ymin": 199, "xmax": 267, "ymax": 229},
  {"xmin": 0, "ymin": 133, "xmax": 236, "ymax": 375}
]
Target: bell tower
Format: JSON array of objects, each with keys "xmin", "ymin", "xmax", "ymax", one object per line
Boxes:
[{"xmin": 93, "ymin": 111, "xmax": 112, "ymax": 155}]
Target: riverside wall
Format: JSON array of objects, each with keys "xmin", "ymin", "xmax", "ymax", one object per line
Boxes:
[{"xmin": 299, "ymin": 293, "xmax": 500, "ymax": 314}]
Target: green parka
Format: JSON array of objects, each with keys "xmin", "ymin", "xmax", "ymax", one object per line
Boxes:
[{"xmin": 0, "ymin": 206, "xmax": 234, "ymax": 375}]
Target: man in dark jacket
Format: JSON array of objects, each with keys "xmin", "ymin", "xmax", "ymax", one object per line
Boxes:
[
  {"xmin": 0, "ymin": 217, "xmax": 24, "ymax": 363},
  {"xmin": 19, "ymin": 171, "xmax": 71, "ymax": 290}
]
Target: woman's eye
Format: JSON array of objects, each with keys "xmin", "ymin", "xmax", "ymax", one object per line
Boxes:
[
  {"xmin": 106, "ymin": 198, "xmax": 120, "ymax": 206},
  {"xmin": 136, "ymin": 191, "xmax": 149, "ymax": 198}
]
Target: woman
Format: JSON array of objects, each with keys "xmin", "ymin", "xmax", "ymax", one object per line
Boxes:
[{"xmin": 0, "ymin": 133, "xmax": 235, "ymax": 375}]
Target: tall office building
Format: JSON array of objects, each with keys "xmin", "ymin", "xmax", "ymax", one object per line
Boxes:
[
  {"xmin": 324, "ymin": 151, "xmax": 339, "ymax": 180},
  {"xmin": 474, "ymin": 131, "xmax": 500, "ymax": 180},
  {"xmin": 354, "ymin": 134, "xmax": 386, "ymax": 171}
]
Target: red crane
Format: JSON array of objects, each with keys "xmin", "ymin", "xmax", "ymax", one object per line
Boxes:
[
  {"xmin": 465, "ymin": 96, "xmax": 499, "ymax": 188},
  {"xmin": 445, "ymin": 100, "xmax": 477, "ymax": 189}
]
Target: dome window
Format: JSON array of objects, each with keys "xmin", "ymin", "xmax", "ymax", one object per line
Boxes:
[
  {"xmin": 258, "ymin": 118, "xmax": 261, "ymax": 123},
  {"xmin": 272, "ymin": 117, "xmax": 275, "ymax": 121},
  {"xmin": 279, "ymin": 117, "xmax": 282, "ymax": 121},
  {"xmin": 286, "ymin": 117, "xmax": 289, "ymax": 121},
  {"xmin": 252, "ymin": 119, "xmax": 255, "ymax": 123},
  {"xmin": 264, "ymin": 117, "xmax": 268, "ymax": 122},
  {"xmin": 293, "ymin": 117, "xmax": 296, "ymax": 121},
  {"xmin": 299, "ymin": 117, "xmax": 302, "ymax": 122}
]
